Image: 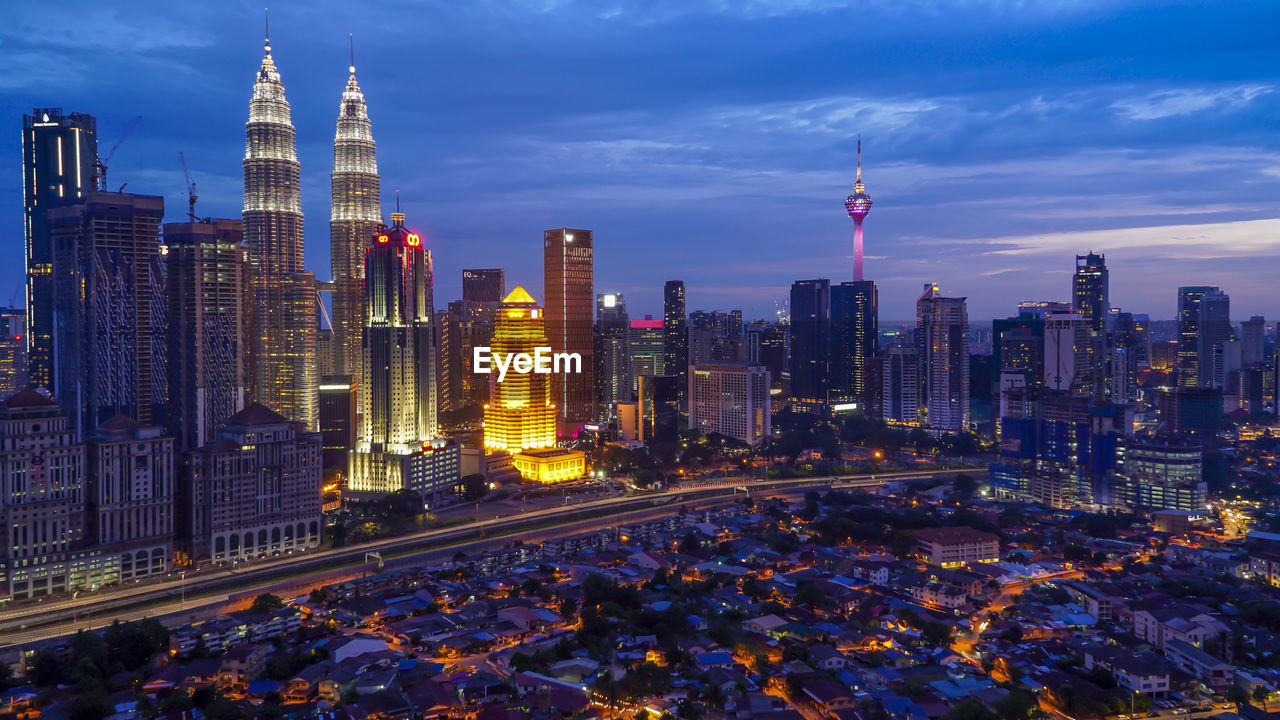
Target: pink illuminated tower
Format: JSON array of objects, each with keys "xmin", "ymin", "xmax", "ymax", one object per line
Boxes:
[{"xmin": 844, "ymin": 137, "xmax": 873, "ymax": 281}]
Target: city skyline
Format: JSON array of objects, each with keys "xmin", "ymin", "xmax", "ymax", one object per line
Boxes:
[{"xmin": 5, "ymin": 2, "xmax": 1280, "ymax": 323}]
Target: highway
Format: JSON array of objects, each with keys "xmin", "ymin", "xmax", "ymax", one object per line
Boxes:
[{"xmin": 0, "ymin": 467, "xmax": 963, "ymax": 649}]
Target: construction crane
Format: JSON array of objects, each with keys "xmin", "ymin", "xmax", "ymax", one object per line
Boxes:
[
  {"xmin": 179, "ymin": 151, "xmax": 199, "ymax": 221},
  {"xmin": 93, "ymin": 115, "xmax": 141, "ymax": 191},
  {"xmin": 772, "ymin": 296, "xmax": 790, "ymax": 325}
]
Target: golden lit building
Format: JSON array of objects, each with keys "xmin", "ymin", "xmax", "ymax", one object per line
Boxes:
[{"xmin": 484, "ymin": 286, "xmax": 584, "ymax": 482}]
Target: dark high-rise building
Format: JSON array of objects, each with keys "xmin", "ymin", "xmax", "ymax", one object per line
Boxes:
[
  {"xmin": 23, "ymin": 109, "xmax": 97, "ymax": 393},
  {"xmin": 329, "ymin": 52, "xmax": 380, "ymax": 380},
  {"xmin": 1241, "ymin": 316, "xmax": 1266, "ymax": 366},
  {"xmin": 318, "ymin": 375, "xmax": 357, "ymax": 483},
  {"xmin": 992, "ymin": 314, "xmax": 1044, "ymax": 379},
  {"xmin": 544, "ymin": 229, "xmax": 594, "ymax": 431},
  {"xmin": 917, "ymin": 283, "xmax": 969, "ymax": 433},
  {"xmin": 689, "ymin": 310, "xmax": 745, "ymax": 365},
  {"xmin": 1107, "ymin": 311, "xmax": 1141, "ymax": 403},
  {"xmin": 0, "ymin": 307, "xmax": 27, "ymax": 396},
  {"xmin": 594, "ymin": 293, "xmax": 630, "ymax": 423},
  {"xmin": 662, "ymin": 281, "xmax": 688, "ymax": 413},
  {"xmin": 463, "ymin": 269, "xmax": 505, "ymax": 303},
  {"xmin": 1159, "ymin": 386, "xmax": 1223, "ymax": 437},
  {"xmin": 49, "ymin": 191, "xmax": 165, "ymax": 436},
  {"xmin": 164, "ymin": 219, "xmax": 247, "ymax": 451},
  {"xmin": 1177, "ymin": 286, "xmax": 1225, "ymax": 389},
  {"xmin": 748, "ymin": 320, "xmax": 789, "ymax": 401},
  {"xmin": 830, "ymin": 280, "xmax": 877, "ymax": 411},
  {"xmin": 628, "ymin": 318, "xmax": 665, "ymax": 394},
  {"xmin": 789, "ymin": 279, "xmax": 831, "ymax": 413},
  {"xmin": 244, "ymin": 32, "xmax": 317, "ymax": 428},
  {"xmin": 349, "ymin": 212, "xmax": 438, "ymax": 495},
  {"xmin": 638, "ymin": 374, "xmax": 680, "ymax": 444}
]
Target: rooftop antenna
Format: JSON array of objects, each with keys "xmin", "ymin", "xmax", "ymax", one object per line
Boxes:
[
  {"xmin": 349, "ymin": 33, "xmax": 355, "ymax": 74},
  {"xmin": 264, "ymin": 8, "xmax": 270, "ymax": 53}
]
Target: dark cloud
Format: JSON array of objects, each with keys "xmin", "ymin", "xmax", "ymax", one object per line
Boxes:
[{"xmin": 3, "ymin": 0, "xmax": 1280, "ymax": 321}]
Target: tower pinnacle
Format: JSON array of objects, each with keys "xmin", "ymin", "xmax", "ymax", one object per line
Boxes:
[
  {"xmin": 349, "ymin": 33, "xmax": 355, "ymax": 75},
  {"xmin": 845, "ymin": 136, "xmax": 873, "ymax": 281}
]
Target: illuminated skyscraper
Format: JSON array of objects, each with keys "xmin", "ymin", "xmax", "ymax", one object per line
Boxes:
[
  {"xmin": 243, "ymin": 30, "xmax": 317, "ymax": 428},
  {"xmin": 844, "ymin": 137, "xmax": 873, "ymax": 282},
  {"xmin": 349, "ymin": 212, "xmax": 440, "ymax": 495},
  {"xmin": 628, "ymin": 318, "xmax": 665, "ymax": 393},
  {"xmin": 164, "ymin": 219, "xmax": 247, "ymax": 451},
  {"xmin": 330, "ymin": 42, "xmax": 380, "ymax": 380},
  {"xmin": 663, "ymin": 280, "xmax": 688, "ymax": 409},
  {"xmin": 22, "ymin": 109, "xmax": 97, "ymax": 392},
  {"xmin": 543, "ymin": 229, "xmax": 594, "ymax": 431},
  {"xmin": 1176, "ymin": 286, "xmax": 1230, "ymax": 389},
  {"xmin": 1072, "ymin": 252, "xmax": 1108, "ymax": 397},
  {"xmin": 916, "ymin": 283, "xmax": 969, "ymax": 433},
  {"xmin": 483, "ymin": 286, "xmax": 557, "ymax": 455},
  {"xmin": 1072, "ymin": 253, "xmax": 1109, "ymax": 334}
]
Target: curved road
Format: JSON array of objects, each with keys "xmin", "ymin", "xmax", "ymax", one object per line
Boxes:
[{"xmin": 0, "ymin": 468, "xmax": 961, "ymax": 648}]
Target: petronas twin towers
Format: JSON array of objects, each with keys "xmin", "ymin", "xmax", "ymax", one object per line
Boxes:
[{"xmin": 242, "ymin": 31, "xmax": 381, "ymax": 430}]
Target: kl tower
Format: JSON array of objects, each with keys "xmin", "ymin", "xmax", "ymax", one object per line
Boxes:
[{"xmin": 845, "ymin": 137, "xmax": 873, "ymax": 281}]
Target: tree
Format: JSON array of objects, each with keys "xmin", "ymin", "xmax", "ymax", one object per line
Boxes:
[
  {"xmin": 30, "ymin": 649, "xmax": 62, "ymax": 687},
  {"xmin": 250, "ymin": 593, "xmax": 285, "ymax": 614},
  {"xmin": 68, "ymin": 690, "xmax": 113, "ymax": 720},
  {"xmin": 461, "ymin": 473, "xmax": 488, "ymax": 500},
  {"xmin": 942, "ymin": 697, "xmax": 1000, "ymax": 720},
  {"xmin": 1226, "ymin": 686, "xmax": 1247, "ymax": 707}
]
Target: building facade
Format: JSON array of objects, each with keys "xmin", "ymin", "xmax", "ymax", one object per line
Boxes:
[
  {"xmin": 23, "ymin": 108, "xmax": 98, "ymax": 393},
  {"xmin": 463, "ymin": 269, "xmax": 505, "ymax": 303},
  {"xmin": 318, "ymin": 375, "xmax": 357, "ymax": 483},
  {"xmin": 165, "ymin": 219, "xmax": 247, "ymax": 451},
  {"xmin": 543, "ymin": 229, "xmax": 594, "ymax": 431},
  {"xmin": 184, "ymin": 403, "xmax": 322, "ymax": 564},
  {"xmin": 86, "ymin": 416, "xmax": 174, "ymax": 582},
  {"xmin": 688, "ymin": 363, "xmax": 771, "ymax": 445},
  {"xmin": 0, "ymin": 391, "xmax": 99, "ymax": 601},
  {"xmin": 0, "ymin": 307, "xmax": 27, "ymax": 395},
  {"xmin": 1114, "ymin": 437, "xmax": 1205, "ymax": 512},
  {"xmin": 243, "ymin": 35, "xmax": 317, "ymax": 428},
  {"xmin": 916, "ymin": 283, "xmax": 970, "ymax": 433}
]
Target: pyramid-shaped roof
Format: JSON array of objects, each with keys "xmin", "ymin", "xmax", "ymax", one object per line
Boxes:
[
  {"xmin": 502, "ymin": 285, "xmax": 537, "ymax": 305},
  {"xmin": 1, "ymin": 388, "xmax": 59, "ymax": 409},
  {"xmin": 225, "ymin": 402, "xmax": 288, "ymax": 426}
]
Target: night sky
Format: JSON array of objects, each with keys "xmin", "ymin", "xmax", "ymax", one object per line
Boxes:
[{"xmin": 5, "ymin": 0, "xmax": 1280, "ymax": 322}]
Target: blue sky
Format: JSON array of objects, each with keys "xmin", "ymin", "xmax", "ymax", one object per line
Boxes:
[{"xmin": 4, "ymin": 0, "xmax": 1280, "ymax": 322}]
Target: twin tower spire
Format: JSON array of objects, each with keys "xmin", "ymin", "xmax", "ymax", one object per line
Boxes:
[{"xmin": 242, "ymin": 20, "xmax": 382, "ymax": 429}]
